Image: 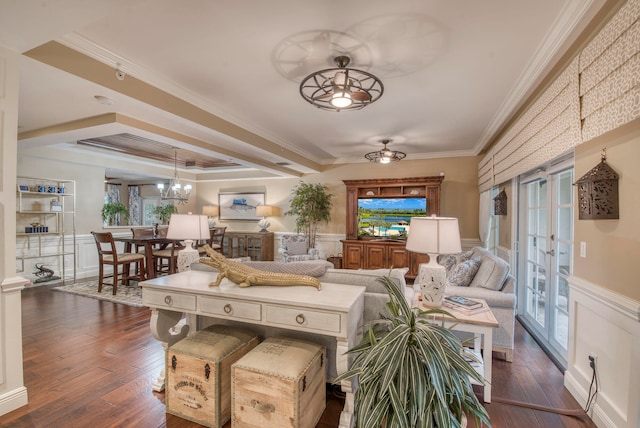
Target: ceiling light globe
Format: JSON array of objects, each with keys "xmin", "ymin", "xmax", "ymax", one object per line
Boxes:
[
  {"xmin": 380, "ymin": 157, "xmax": 391, "ymax": 164},
  {"xmin": 184, "ymin": 184, "xmax": 192, "ymax": 191},
  {"xmin": 331, "ymin": 93, "xmax": 352, "ymax": 108}
]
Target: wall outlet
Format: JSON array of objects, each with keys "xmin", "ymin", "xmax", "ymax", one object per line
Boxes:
[
  {"xmin": 588, "ymin": 353, "xmax": 597, "ymax": 369},
  {"xmin": 580, "ymin": 241, "xmax": 587, "ymax": 258}
]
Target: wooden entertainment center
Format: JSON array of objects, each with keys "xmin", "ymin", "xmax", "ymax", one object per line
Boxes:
[{"xmin": 341, "ymin": 176, "xmax": 443, "ymax": 279}]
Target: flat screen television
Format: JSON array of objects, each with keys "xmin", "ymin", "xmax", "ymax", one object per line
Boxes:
[{"xmin": 358, "ymin": 197, "xmax": 427, "ymax": 238}]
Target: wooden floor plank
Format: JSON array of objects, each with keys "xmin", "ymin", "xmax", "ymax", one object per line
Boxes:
[{"xmin": 0, "ymin": 283, "xmax": 598, "ymax": 428}]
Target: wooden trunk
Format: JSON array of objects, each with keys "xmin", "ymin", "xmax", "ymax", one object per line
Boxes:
[
  {"xmin": 232, "ymin": 337, "xmax": 326, "ymax": 428},
  {"xmin": 166, "ymin": 325, "xmax": 260, "ymax": 428}
]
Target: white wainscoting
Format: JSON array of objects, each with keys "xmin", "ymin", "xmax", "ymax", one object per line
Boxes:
[{"xmin": 565, "ymin": 276, "xmax": 640, "ymax": 428}]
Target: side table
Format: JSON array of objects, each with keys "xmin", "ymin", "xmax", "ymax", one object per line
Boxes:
[{"xmin": 413, "ymin": 297, "xmax": 498, "ymax": 403}]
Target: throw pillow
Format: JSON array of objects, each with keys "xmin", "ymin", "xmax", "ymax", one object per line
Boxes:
[
  {"xmin": 286, "ymin": 240, "xmax": 308, "ymax": 255},
  {"xmin": 439, "ymin": 250, "xmax": 473, "ymax": 273},
  {"xmin": 444, "ymin": 257, "xmax": 482, "ymax": 288}
]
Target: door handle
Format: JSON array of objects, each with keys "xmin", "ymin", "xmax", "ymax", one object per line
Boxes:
[{"xmin": 546, "ymin": 249, "xmax": 555, "ymax": 256}]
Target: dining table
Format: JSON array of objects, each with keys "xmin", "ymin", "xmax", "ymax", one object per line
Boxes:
[{"xmin": 114, "ymin": 235, "xmax": 181, "ymax": 279}]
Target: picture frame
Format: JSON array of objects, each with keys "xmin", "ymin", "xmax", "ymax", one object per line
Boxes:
[
  {"xmin": 18, "ymin": 185, "xmax": 29, "ymax": 192},
  {"xmin": 218, "ymin": 192, "xmax": 265, "ymax": 221}
]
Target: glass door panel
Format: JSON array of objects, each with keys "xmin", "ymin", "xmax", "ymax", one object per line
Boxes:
[{"xmin": 518, "ymin": 167, "xmax": 573, "ymax": 368}]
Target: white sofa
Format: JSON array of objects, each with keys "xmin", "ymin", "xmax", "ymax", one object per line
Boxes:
[{"xmin": 431, "ymin": 246, "xmax": 516, "ymax": 362}]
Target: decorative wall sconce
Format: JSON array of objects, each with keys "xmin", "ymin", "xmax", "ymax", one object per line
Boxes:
[
  {"xmin": 575, "ymin": 149, "xmax": 619, "ymax": 220},
  {"xmin": 493, "ymin": 189, "xmax": 507, "ymax": 216}
]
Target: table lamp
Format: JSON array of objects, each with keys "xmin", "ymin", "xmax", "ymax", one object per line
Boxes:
[
  {"xmin": 166, "ymin": 213, "xmax": 210, "ymax": 272},
  {"xmin": 405, "ymin": 215, "xmax": 461, "ymax": 307},
  {"xmin": 255, "ymin": 205, "xmax": 279, "ymax": 232},
  {"xmin": 202, "ymin": 205, "xmax": 218, "ymax": 228}
]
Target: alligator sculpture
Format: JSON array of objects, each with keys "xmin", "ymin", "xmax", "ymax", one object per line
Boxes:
[{"xmin": 201, "ymin": 245, "xmax": 321, "ymax": 290}]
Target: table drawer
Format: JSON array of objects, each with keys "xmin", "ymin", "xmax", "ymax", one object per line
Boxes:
[
  {"xmin": 199, "ymin": 296, "xmax": 262, "ymax": 321},
  {"xmin": 143, "ymin": 289, "xmax": 196, "ymax": 311},
  {"xmin": 265, "ymin": 305, "xmax": 341, "ymax": 333}
]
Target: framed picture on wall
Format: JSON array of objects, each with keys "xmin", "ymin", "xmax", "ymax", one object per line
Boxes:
[{"xmin": 218, "ymin": 192, "xmax": 265, "ymax": 221}]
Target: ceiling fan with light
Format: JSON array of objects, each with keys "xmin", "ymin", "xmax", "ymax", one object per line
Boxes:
[{"xmin": 299, "ymin": 55, "xmax": 384, "ymax": 111}]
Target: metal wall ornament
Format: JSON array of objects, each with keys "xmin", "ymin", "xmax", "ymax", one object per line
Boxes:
[
  {"xmin": 493, "ymin": 189, "xmax": 507, "ymax": 215},
  {"xmin": 574, "ymin": 149, "xmax": 619, "ymax": 220}
]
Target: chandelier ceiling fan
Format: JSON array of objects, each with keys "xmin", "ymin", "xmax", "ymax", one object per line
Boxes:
[
  {"xmin": 299, "ymin": 55, "xmax": 384, "ymax": 111},
  {"xmin": 365, "ymin": 139, "xmax": 406, "ymax": 163}
]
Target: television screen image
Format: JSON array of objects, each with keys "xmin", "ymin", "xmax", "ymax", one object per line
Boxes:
[{"xmin": 358, "ymin": 197, "xmax": 427, "ymax": 238}]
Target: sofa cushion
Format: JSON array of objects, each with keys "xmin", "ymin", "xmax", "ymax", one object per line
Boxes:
[
  {"xmin": 468, "ymin": 247, "xmax": 510, "ymax": 290},
  {"xmin": 318, "ymin": 268, "xmax": 406, "ymax": 294},
  {"xmin": 439, "ymin": 250, "xmax": 473, "ymax": 273},
  {"xmin": 243, "ymin": 260, "xmax": 331, "ymax": 277},
  {"xmin": 286, "ymin": 240, "xmax": 308, "ymax": 255},
  {"xmin": 444, "ymin": 257, "xmax": 481, "ymax": 287}
]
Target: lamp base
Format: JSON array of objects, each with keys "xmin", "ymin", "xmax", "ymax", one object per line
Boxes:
[
  {"xmin": 177, "ymin": 240, "xmax": 200, "ymax": 273},
  {"xmin": 418, "ymin": 255, "xmax": 446, "ymax": 307}
]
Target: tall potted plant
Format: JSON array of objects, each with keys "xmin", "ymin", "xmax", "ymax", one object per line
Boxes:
[
  {"xmin": 335, "ymin": 275, "xmax": 491, "ymax": 428},
  {"xmin": 101, "ymin": 202, "xmax": 130, "ymax": 226},
  {"xmin": 284, "ymin": 182, "xmax": 333, "ymax": 249}
]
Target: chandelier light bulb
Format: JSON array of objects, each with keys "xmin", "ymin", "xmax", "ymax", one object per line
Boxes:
[
  {"xmin": 157, "ymin": 183, "xmax": 165, "ymax": 190},
  {"xmin": 380, "ymin": 157, "xmax": 391, "ymax": 164}
]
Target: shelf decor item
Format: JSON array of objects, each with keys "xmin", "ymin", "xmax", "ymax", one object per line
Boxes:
[
  {"xmin": 406, "ymin": 215, "xmax": 462, "ymax": 307},
  {"xmin": 334, "ymin": 275, "xmax": 491, "ymax": 428}
]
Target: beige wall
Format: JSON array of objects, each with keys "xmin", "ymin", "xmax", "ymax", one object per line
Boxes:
[
  {"xmin": 196, "ymin": 156, "xmax": 481, "ymax": 241},
  {"xmin": 573, "ymin": 119, "xmax": 640, "ymax": 301}
]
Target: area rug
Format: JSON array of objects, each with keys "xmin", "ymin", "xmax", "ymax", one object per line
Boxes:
[{"xmin": 53, "ymin": 280, "xmax": 143, "ymax": 307}]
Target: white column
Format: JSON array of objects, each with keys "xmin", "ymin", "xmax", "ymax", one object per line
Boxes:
[{"xmin": 0, "ymin": 44, "xmax": 28, "ymax": 415}]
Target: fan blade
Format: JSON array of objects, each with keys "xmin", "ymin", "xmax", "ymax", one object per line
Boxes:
[
  {"xmin": 314, "ymin": 92, "xmax": 333, "ymax": 100},
  {"xmin": 351, "ymin": 91, "xmax": 371, "ymax": 102}
]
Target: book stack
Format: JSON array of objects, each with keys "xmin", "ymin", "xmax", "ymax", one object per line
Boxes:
[{"xmin": 442, "ymin": 296, "xmax": 489, "ymax": 315}]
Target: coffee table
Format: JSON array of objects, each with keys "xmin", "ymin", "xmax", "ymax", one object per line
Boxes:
[{"xmin": 413, "ymin": 297, "xmax": 498, "ymax": 403}]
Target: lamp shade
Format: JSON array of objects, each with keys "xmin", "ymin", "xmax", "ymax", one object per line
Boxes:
[
  {"xmin": 202, "ymin": 205, "xmax": 219, "ymax": 217},
  {"xmin": 405, "ymin": 216, "xmax": 462, "ymax": 255},
  {"xmin": 166, "ymin": 214, "xmax": 210, "ymax": 240},
  {"xmin": 256, "ymin": 205, "xmax": 279, "ymax": 217}
]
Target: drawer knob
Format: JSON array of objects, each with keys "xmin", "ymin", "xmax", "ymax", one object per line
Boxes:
[
  {"xmin": 296, "ymin": 313, "xmax": 305, "ymax": 324},
  {"xmin": 224, "ymin": 304, "xmax": 232, "ymax": 314},
  {"xmin": 164, "ymin": 295, "xmax": 173, "ymax": 305}
]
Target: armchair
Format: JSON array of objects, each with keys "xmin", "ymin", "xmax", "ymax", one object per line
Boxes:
[{"xmin": 278, "ymin": 234, "xmax": 320, "ymax": 262}]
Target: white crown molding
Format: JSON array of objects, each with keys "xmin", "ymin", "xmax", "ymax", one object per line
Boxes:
[{"xmin": 474, "ymin": 0, "xmax": 604, "ymax": 155}]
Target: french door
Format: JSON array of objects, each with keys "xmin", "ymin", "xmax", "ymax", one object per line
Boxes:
[{"xmin": 517, "ymin": 163, "xmax": 573, "ymax": 368}]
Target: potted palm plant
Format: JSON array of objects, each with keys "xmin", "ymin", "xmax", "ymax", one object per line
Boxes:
[
  {"xmin": 284, "ymin": 182, "xmax": 333, "ymax": 249},
  {"xmin": 101, "ymin": 202, "xmax": 130, "ymax": 226},
  {"xmin": 335, "ymin": 275, "xmax": 491, "ymax": 428}
]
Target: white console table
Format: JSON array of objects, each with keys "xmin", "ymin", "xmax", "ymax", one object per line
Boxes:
[{"xmin": 140, "ymin": 270, "xmax": 365, "ymax": 428}]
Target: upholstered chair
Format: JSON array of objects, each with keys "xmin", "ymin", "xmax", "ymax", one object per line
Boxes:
[{"xmin": 278, "ymin": 234, "xmax": 319, "ymax": 262}]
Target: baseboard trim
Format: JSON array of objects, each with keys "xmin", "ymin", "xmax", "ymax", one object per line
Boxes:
[
  {"xmin": 564, "ymin": 372, "xmax": 616, "ymax": 428},
  {"xmin": 0, "ymin": 386, "xmax": 28, "ymax": 416}
]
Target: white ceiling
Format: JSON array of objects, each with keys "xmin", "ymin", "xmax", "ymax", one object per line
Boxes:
[{"xmin": 2, "ymin": 0, "xmax": 606, "ymax": 180}]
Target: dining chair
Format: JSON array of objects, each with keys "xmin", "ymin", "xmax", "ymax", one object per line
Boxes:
[
  {"xmin": 198, "ymin": 226, "xmax": 226, "ymax": 255},
  {"xmin": 131, "ymin": 227, "xmax": 155, "ymax": 252},
  {"xmin": 91, "ymin": 231, "xmax": 146, "ymax": 295},
  {"xmin": 153, "ymin": 226, "xmax": 185, "ymax": 275}
]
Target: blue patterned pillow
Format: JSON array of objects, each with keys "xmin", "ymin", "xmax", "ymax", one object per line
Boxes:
[
  {"xmin": 439, "ymin": 251, "xmax": 473, "ymax": 274},
  {"xmin": 444, "ymin": 257, "xmax": 482, "ymax": 287}
]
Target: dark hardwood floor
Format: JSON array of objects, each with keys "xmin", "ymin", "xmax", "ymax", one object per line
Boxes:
[{"xmin": 0, "ymin": 283, "xmax": 596, "ymax": 428}]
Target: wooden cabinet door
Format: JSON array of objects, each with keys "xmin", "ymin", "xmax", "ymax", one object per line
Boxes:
[
  {"xmin": 365, "ymin": 244, "xmax": 387, "ymax": 269},
  {"xmin": 343, "ymin": 242, "xmax": 363, "ymax": 269},
  {"xmin": 408, "ymin": 251, "xmax": 431, "ymax": 277},
  {"xmin": 388, "ymin": 247, "xmax": 409, "ymax": 270}
]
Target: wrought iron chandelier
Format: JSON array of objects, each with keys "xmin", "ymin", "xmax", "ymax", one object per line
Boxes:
[
  {"xmin": 157, "ymin": 147, "xmax": 192, "ymax": 204},
  {"xmin": 365, "ymin": 139, "xmax": 406, "ymax": 164},
  {"xmin": 299, "ymin": 55, "xmax": 384, "ymax": 111}
]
